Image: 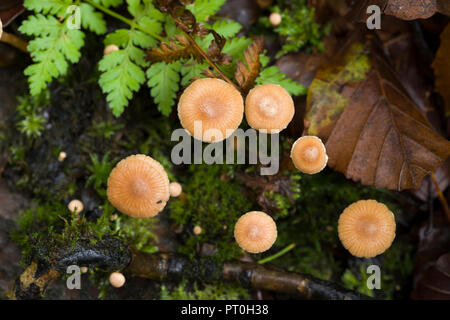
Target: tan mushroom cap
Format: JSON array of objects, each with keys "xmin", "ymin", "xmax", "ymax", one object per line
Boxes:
[
  {"xmin": 290, "ymin": 135, "xmax": 328, "ymax": 174},
  {"xmin": 0, "ymin": 18, "xmax": 3, "ymax": 40},
  {"xmin": 107, "ymin": 154, "xmax": 170, "ymax": 218},
  {"xmin": 178, "ymin": 78, "xmax": 244, "ymax": 143},
  {"xmin": 234, "ymin": 211, "xmax": 277, "ymax": 253},
  {"xmin": 245, "ymin": 84, "xmax": 294, "ymax": 133},
  {"xmin": 338, "ymin": 200, "xmax": 396, "ymax": 258},
  {"xmin": 109, "ymin": 272, "xmax": 126, "ymax": 288}
]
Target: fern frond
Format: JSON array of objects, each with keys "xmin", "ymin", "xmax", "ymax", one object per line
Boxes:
[
  {"xmin": 147, "ymin": 61, "xmax": 181, "ymax": 116},
  {"xmin": 186, "ymin": 0, "xmax": 226, "ymax": 22}
]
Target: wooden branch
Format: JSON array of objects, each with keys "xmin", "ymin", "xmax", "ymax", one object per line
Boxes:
[{"xmin": 125, "ymin": 249, "xmax": 370, "ymax": 300}]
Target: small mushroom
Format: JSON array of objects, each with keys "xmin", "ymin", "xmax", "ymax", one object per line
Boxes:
[
  {"xmin": 269, "ymin": 12, "xmax": 282, "ymax": 26},
  {"xmin": 0, "ymin": 18, "xmax": 3, "ymax": 40},
  {"xmin": 338, "ymin": 200, "xmax": 396, "ymax": 258},
  {"xmin": 193, "ymin": 225, "xmax": 202, "ymax": 235},
  {"xmin": 109, "ymin": 272, "xmax": 126, "ymax": 288},
  {"xmin": 104, "ymin": 44, "xmax": 119, "ymax": 55},
  {"xmin": 80, "ymin": 267, "xmax": 88, "ymax": 274},
  {"xmin": 245, "ymin": 84, "xmax": 294, "ymax": 133},
  {"xmin": 234, "ymin": 211, "xmax": 277, "ymax": 253},
  {"xmin": 68, "ymin": 199, "xmax": 84, "ymax": 213},
  {"xmin": 169, "ymin": 182, "xmax": 182, "ymax": 197},
  {"xmin": 58, "ymin": 151, "xmax": 67, "ymax": 162},
  {"xmin": 290, "ymin": 135, "xmax": 328, "ymax": 174},
  {"xmin": 178, "ymin": 78, "xmax": 244, "ymax": 143},
  {"xmin": 107, "ymin": 154, "xmax": 170, "ymax": 218}
]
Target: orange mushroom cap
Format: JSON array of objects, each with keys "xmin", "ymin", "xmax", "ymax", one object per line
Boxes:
[
  {"xmin": 338, "ymin": 200, "xmax": 396, "ymax": 258},
  {"xmin": 109, "ymin": 272, "xmax": 126, "ymax": 288},
  {"xmin": 107, "ymin": 154, "xmax": 170, "ymax": 218},
  {"xmin": 234, "ymin": 211, "xmax": 277, "ymax": 253},
  {"xmin": 245, "ymin": 84, "xmax": 294, "ymax": 133},
  {"xmin": 169, "ymin": 182, "xmax": 182, "ymax": 197},
  {"xmin": 290, "ymin": 135, "xmax": 328, "ymax": 174},
  {"xmin": 178, "ymin": 78, "xmax": 244, "ymax": 143}
]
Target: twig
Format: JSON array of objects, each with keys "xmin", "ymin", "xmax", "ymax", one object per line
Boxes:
[
  {"xmin": 0, "ymin": 31, "xmax": 28, "ymax": 53},
  {"xmin": 173, "ymin": 18, "xmax": 239, "ymax": 90},
  {"xmin": 430, "ymin": 172, "xmax": 450, "ymax": 224},
  {"xmin": 125, "ymin": 249, "xmax": 370, "ymax": 300}
]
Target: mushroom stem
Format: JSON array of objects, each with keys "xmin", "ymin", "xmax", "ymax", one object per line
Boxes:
[
  {"xmin": 431, "ymin": 172, "xmax": 450, "ymax": 225},
  {"xmin": 0, "ymin": 31, "xmax": 28, "ymax": 53}
]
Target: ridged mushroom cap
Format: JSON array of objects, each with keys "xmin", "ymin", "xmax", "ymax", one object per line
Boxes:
[
  {"xmin": 338, "ymin": 200, "xmax": 396, "ymax": 258},
  {"xmin": 107, "ymin": 154, "xmax": 170, "ymax": 218},
  {"xmin": 234, "ymin": 211, "xmax": 277, "ymax": 253},
  {"xmin": 245, "ymin": 84, "xmax": 294, "ymax": 133},
  {"xmin": 290, "ymin": 135, "xmax": 328, "ymax": 174},
  {"xmin": 178, "ymin": 78, "xmax": 244, "ymax": 143}
]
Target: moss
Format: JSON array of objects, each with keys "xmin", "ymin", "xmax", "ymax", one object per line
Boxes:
[
  {"xmin": 169, "ymin": 164, "xmax": 253, "ymax": 263},
  {"xmin": 267, "ymin": 170, "xmax": 402, "ymax": 281},
  {"xmin": 160, "ymin": 281, "xmax": 250, "ymax": 300}
]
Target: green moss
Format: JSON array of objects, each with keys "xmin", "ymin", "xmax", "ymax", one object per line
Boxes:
[
  {"xmin": 268, "ymin": 170, "xmax": 402, "ymax": 281},
  {"xmin": 259, "ymin": 0, "xmax": 331, "ymax": 58},
  {"xmin": 160, "ymin": 281, "xmax": 250, "ymax": 300},
  {"xmin": 86, "ymin": 152, "xmax": 117, "ymax": 198},
  {"xmin": 169, "ymin": 164, "xmax": 253, "ymax": 263}
]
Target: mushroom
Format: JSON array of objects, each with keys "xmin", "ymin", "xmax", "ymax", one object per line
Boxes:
[
  {"xmin": 245, "ymin": 84, "xmax": 294, "ymax": 133},
  {"xmin": 290, "ymin": 135, "xmax": 328, "ymax": 174},
  {"xmin": 104, "ymin": 44, "xmax": 119, "ymax": 55},
  {"xmin": 193, "ymin": 225, "xmax": 202, "ymax": 235},
  {"xmin": 107, "ymin": 154, "xmax": 170, "ymax": 218},
  {"xmin": 109, "ymin": 272, "xmax": 126, "ymax": 288},
  {"xmin": 269, "ymin": 12, "xmax": 282, "ymax": 26},
  {"xmin": 0, "ymin": 18, "xmax": 2, "ymax": 40},
  {"xmin": 338, "ymin": 200, "xmax": 396, "ymax": 258},
  {"xmin": 169, "ymin": 182, "xmax": 182, "ymax": 197},
  {"xmin": 68, "ymin": 199, "xmax": 84, "ymax": 213},
  {"xmin": 234, "ymin": 211, "xmax": 277, "ymax": 253},
  {"xmin": 58, "ymin": 151, "xmax": 67, "ymax": 162},
  {"xmin": 178, "ymin": 78, "xmax": 244, "ymax": 143}
]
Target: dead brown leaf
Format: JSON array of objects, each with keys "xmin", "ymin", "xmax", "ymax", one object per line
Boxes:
[
  {"xmin": 305, "ymin": 36, "xmax": 450, "ymax": 191},
  {"xmin": 411, "ymin": 252, "xmax": 450, "ymax": 299},
  {"xmin": 432, "ymin": 23, "xmax": 450, "ymax": 117},
  {"xmin": 235, "ymin": 37, "xmax": 264, "ymax": 95}
]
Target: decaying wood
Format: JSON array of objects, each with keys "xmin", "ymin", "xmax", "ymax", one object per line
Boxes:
[
  {"xmin": 125, "ymin": 249, "xmax": 369, "ymax": 300},
  {"xmin": 10, "ymin": 246, "xmax": 369, "ymax": 300}
]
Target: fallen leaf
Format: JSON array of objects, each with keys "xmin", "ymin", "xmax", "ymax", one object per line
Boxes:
[
  {"xmin": 305, "ymin": 35, "xmax": 450, "ymax": 190},
  {"xmin": 346, "ymin": 0, "xmax": 450, "ymax": 22},
  {"xmin": 432, "ymin": 23, "xmax": 450, "ymax": 117},
  {"xmin": 411, "ymin": 252, "xmax": 450, "ymax": 300}
]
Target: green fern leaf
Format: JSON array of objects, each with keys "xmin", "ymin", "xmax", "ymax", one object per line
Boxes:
[
  {"xmin": 256, "ymin": 66, "xmax": 307, "ymax": 96},
  {"xmin": 23, "ymin": 0, "xmax": 69, "ymax": 16},
  {"xmin": 186, "ymin": 0, "xmax": 226, "ymax": 22},
  {"xmin": 20, "ymin": 15, "xmax": 85, "ymax": 96},
  {"xmin": 80, "ymin": 3, "xmax": 107, "ymax": 35},
  {"xmin": 181, "ymin": 59, "xmax": 207, "ymax": 86},
  {"xmin": 147, "ymin": 62, "xmax": 181, "ymax": 116},
  {"xmin": 212, "ymin": 19, "xmax": 242, "ymax": 38}
]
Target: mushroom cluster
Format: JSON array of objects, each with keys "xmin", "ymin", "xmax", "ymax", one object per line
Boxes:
[
  {"xmin": 338, "ymin": 200, "xmax": 396, "ymax": 258},
  {"xmin": 178, "ymin": 79, "xmax": 296, "ymax": 142}
]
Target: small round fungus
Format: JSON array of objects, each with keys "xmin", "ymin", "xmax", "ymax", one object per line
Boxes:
[
  {"xmin": 0, "ymin": 18, "xmax": 3, "ymax": 40},
  {"xmin": 109, "ymin": 272, "xmax": 126, "ymax": 288},
  {"xmin": 234, "ymin": 211, "xmax": 277, "ymax": 253},
  {"xmin": 169, "ymin": 182, "xmax": 182, "ymax": 197},
  {"xmin": 269, "ymin": 12, "xmax": 282, "ymax": 26},
  {"xmin": 68, "ymin": 199, "xmax": 84, "ymax": 213},
  {"xmin": 80, "ymin": 267, "xmax": 88, "ymax": 274},
  {"xmin": 58, "ymin": 151, "xmax": 67, "ymax": 162},
  {"xmin": 104, "ymin": 44, "xmax": 119, "ymax": 55},
  {"xmin": 290, "ymin": 135, "xmax": 328, "ymax": 174},
  {"xmin": 193, "ymin": 225, "xmax": 202, "ymax": 235},
  {"xmin": 338, "ymin": 200, "xmax": 396, "ymax": 258},
  {"xmin": 245, "ymin": 84, "xmax": 294, "ymax": 133},
  {"xmin": 107, "ymin": 154, "xmax": 170, "ymax": 218},
  {"xmin": 178, "ymin": 78, "xmax": 244, "ymax": 143}
]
